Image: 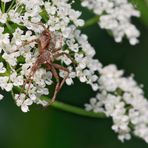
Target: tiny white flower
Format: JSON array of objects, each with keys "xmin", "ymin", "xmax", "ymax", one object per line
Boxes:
[
  {"xmin": 2, "ymin": 53, "xmax": 17, "ymax": 66},
  {"xmin": 0, "ymin": 10, "xmax": 7, "ymax": 24},
  {"xmin": 21, "ymin": 104, "xmax": 29, "ymax": 113},
  {"xmin": 85, "ymin": 64, "xmax": 148, "ymax": 143},
  {"xmin": 0, "ymin": 62, "xmax": 6, "ymax": 73},
  {"xmin": 20, "ymin": 98, "xmax": 33, "ymax": 113},
  {"xmin": 81, "ymin": 0, "xmax": 140, "ymax": 45}
]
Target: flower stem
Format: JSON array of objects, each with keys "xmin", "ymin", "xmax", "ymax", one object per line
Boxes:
[
  {"xmin": 6, "ymin": 22, "xmax": 14, "ymax": 33},
  {"xmin": 1, "ymin": 1, "xmax": 5, "ymax": 13},
  {"xmin": 81, "ymin": 16, "xmax": 99, "ymax": 29},
  {"xmin": 11, "ymin": 90, "xmax": 106, "ymax": 118},
  {"xmin": 7, "ymin": 0, "xmax": 16, "ymax": 12},
  {"xmin": 51, "ymin": 101, "xmax": 106, "ymax": 118}
]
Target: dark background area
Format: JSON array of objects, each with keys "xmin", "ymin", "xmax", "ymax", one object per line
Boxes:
[{"xmin": 0, "ymin": 0, "xmax": 148, "ymax": 148}]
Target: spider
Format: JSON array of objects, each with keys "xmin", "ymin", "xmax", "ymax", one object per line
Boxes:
[{"xmin": 17, "ymin": 23, "xmax": 74, "ymax": 106}]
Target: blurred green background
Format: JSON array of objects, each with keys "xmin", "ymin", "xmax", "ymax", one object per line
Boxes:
[{"xmin": 0, "ymin": 0, "xmax": 148, "ymax": 148}]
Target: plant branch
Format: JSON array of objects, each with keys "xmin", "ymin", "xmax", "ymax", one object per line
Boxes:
[
  {"xmin": 51, "ymin": 100, "xmax": 106, "ymax": 118},
  {"xmin": 11, "ymin": 90, "xmax": 106, "ymax": 118},
  {"xmin": 1, "ymin": 1, "xmax": 5, "ymax": 13},
  {"xmin": 6, "ymin": 22, "xmax": 14, "ymax": 33},
  {"xmin": 7, "ymin": 0, "xmax": 16, "ymax": 12},
  {"xmin": 81, "ymin": 16, "xmax": 99, "ymax": 29}
]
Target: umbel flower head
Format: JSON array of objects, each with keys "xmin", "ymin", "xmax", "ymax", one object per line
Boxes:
[
  {"xmin": 0, "ymin": 0, "xmax": 102, "ymax": 112},
  {"xmin": 81, "ymin": 0, "xmax": 140, "ymax": 45},
  {"xmin": 85, "ymin": 65, "xmax": 148, "ymax": 143}
]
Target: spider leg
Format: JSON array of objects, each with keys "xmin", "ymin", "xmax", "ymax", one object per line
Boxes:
[
  {"xmin": 16, "ymin": 39, "xmax": 38, "ymax": 51},
  {"xmin": 46, "ymin": 64, "xmax": 60, "ymax": 106},
  {"xmin": 30, "ymin": 22, "xmax": 48, "ymax": 31},
  {"xmin": 17, "ymin": 60, "xmax": 40, "ymax": 100},
  {"xmin": 24, "ymin": 73, "xmax": 34, "ymax": 99},
  {"xmin": 52, "ymin": 63, "xmax": 69, "ymax": 91},
  {"xmin": 17, "ymin": 72, "xmax": 33, "ymax": 101}
]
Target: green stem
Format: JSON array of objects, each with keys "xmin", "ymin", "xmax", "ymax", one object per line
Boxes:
[
  {"xmin": 7, "ymin": 0, "xmax": 16, "ymax": 12},
  {"xmin": 11, "ymin": 90, "xmax": 106, "ymax": 118},
  {"xmin": 81, "ymin": 16, "xmax": 99, "ymax": 29},
  {"xmin": 1, "ymin": 1, "xmax": 5, "ymax": 13},
  {"xmin": 51, "ymin": 101, "xmax": 106, "ymax": 118},
  {"xmin": 6, "ymin": 22, "xmax": 14, "ymax": 33}
]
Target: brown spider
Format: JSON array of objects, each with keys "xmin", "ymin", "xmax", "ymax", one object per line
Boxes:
[{"xmin": 18, "ymin": 23, "xmax": 73, "ymax": 106}]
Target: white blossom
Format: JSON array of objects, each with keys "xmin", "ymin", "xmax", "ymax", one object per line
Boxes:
[
  {"xmin": 0, "ymin": 0, "xmax": 101, "ymax": 112},
  {"xmin": 81, "ymin": 0, "xmax": 140, "ymax": 45},
  {"xmin": 85, "ymin": 64, "xmax": 148, "ymax": 143},
  {"xmin": 0, "ymin": 10, "xmax": 7, "ymax": 24},
  {"xmin": 0, "ymin": 62, "xmax": 6, "ymax": 73},
  {"xmin": 15, "ymin": 94, "xmax": 33, "ymax": 112}
]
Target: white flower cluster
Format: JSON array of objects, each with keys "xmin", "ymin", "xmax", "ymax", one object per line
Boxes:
[
  {"xmin": 85, "ymin": 64, "xmax": 148, "ymax": 143},
  {"xmin": 0, "ymin": 0, "xmax": 102, "ymax": 112},
  {"xmin": 81, "ymin": 0, "xmax": 140, "ymax": 45}
]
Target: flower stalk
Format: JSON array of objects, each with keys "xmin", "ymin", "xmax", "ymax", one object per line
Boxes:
[
  {"xmin": 81, "ymin": 16, "xmax": 99, "ymax": 28},
  {"xmin": 51, "ymin": 100, "xmax": 106, "ymax": 118},
  {"xmin": 11, "ymin": 90, "xmax": 106, "ymax": 118},
  {"xmin": 1, "ymin": 1, "xmax": 5, "ymax": 13}
]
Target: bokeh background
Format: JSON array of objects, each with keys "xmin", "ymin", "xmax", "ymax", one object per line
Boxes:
[{"xmin": 0, "ymin": 0, "xmax": 148, "ymax": 148}]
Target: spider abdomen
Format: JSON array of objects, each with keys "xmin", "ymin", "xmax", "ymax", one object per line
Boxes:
[{"xmin": 38, "ymin": 50, "xmax": 53, "ymax": 64}]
